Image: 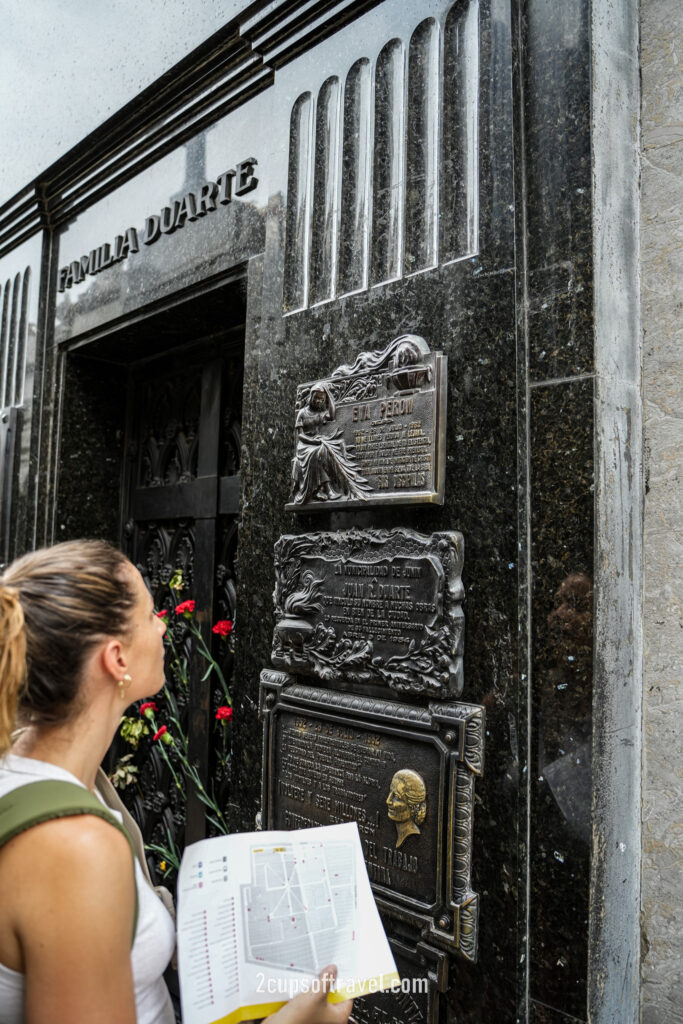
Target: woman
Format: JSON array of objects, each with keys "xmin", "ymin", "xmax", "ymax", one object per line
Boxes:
[{"xmin": 0, "ymin": 540, "xmax": 352, "ymax": 1024}]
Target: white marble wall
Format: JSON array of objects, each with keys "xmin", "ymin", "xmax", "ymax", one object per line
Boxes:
[{"xmin": 641, "ymin": 1, "xmax": 683, "ymax": 1020}]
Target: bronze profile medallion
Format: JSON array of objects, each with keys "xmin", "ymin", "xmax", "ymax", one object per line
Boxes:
[{"xmin": 386, "ymin": 769, "xmax": 427, "ymax": 848}]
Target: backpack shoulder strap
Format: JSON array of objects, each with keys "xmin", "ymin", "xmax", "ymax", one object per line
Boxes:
[{"xmin": 0, "ymin": 779, "xmax": 139, "ymax": 944}]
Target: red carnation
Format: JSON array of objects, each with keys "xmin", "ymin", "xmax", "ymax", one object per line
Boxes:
[
  {"xmin": 212, "ymin": 620, "xmax": 233, "ymax": 637},
  {"xmin": 152, "ymin": 725, "xmax": 168, "ymax": 741},
  {"xmin": 215, "ymin": 706, "xmax": 233, "ymax": 721},
  {"xmin": 155, "ymin": 609, "xmax": 168, "ymax": 619},
  {"xmin": 175, "ymin": 600, "xmax": 195, "ymax": 615},
  {"xmin": 139, "ymin": 702, "xmax": 158, "ymax": 718}
]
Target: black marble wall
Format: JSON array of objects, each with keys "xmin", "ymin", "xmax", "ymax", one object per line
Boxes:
[
  {"xmin": 234, "ymin": 1, "xmax": 523, "ymax": 1020},
  {"xmin": 232, "ymin": 1, "xmax": 594, "ymax": 1022},
  {"xmin": 523, "ymin": 1, "xmax": 593, "ymax": 1019},
  {"xmin": 36, "ymin": 0, "xmax": 596, "ymax": 1020}
]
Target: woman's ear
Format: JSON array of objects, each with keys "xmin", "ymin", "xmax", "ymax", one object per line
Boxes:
[{"xmin": 99, "ymin": 637, "xmax": 127, "ymax": 680}]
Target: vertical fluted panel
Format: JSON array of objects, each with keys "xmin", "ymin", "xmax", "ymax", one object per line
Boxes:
[
  {"xmin": 441, "ymin": 0, "xmax": 480, "ymax": 261},
  {"xmin": 13, "ymin": 269, "xmax": 31, "ymax": 406},
  {"xmin": 338, "ymin": 59, "xmax": 372, "ymax": 296},
  {"xmin": 405, "ymin": 19, "xmax": 439, "ymax": 274},
  {"xmin": 283, "ymin": 93, "xmax": 314, "ymax": 313},
  {"xmin": 371, "ymin": 40, "xmax": 405, "ymax": 286},
  {"xmin": 3, "ymin": 275, "xmax": 20, "ymax": 410},
  {"xmin": 309, "ymin": 77, "xmax": 341, "ymax": 305}
]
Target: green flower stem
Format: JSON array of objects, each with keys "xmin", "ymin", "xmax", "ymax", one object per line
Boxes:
[
  {"xmin": 146, "ymin": 824, "xmax": 182, "ymax": 876},
  {"xmin": 148, "ymin": 706, "xmax": 228, "ymax": 834},
  {"xmin": 163, "ymin": 629, "xmax": 189, "ymax": 689},
  {"xmin": 158, "ymin": 741, "xmax": 185, "ymax": 795},
  {"xmin": 147, "ymin": 712, "xmax": 185, "ymax": 795},
  {"xmin": 180, "ymin": 758, "xmax": 229, "ymax": 833},
  {"xmin": 190, "ymin": 624, "xmax": 231, "ymax": 706},
  {"xmin": 162, "ymin": 685, "xmax": 188, "ymax": 746},
  {"xmin": 155, "ymin": 590, "xmax": 232, "ymax": 835}
]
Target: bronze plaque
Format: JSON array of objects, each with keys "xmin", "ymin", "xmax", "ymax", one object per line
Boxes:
[
  {"xmin": 286, "ymin": 334, "xmax": 446, "ymax": 512},
  {"xmin": 271, "ymin": 529, "xmax": 464, "ymax": 699},
  {"xmin": 260, "ymin": 670, "xmax": 484, "ymax": 959},
  {"xmin": 350, "ymin": 936, "xmax": 447, "ymax": 1024}
]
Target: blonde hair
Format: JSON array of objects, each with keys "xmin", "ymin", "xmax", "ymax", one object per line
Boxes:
[
  {"xmin": 0, "ymin": 540, "xmax": 137, "ymax": 754},
  {"xmin": 0, "ymin": 588, "xmax": 27, "ymax": 755}
]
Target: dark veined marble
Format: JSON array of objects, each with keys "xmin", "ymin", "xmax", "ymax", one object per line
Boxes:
[
  {"xmin": 17, "ymin": 0, "xmax": 599, "ymax": 1020},
  {"xmin": 529, "ymin": 378, "xmax": 594, "ymax": 1021},
  {"xmin": 529, "ymin": 999, "xmax": 589, "ymax": 1024},
  {"xmin": 523, "ymin": 0, "xmax": 593, "ymax": 382},
  {"xmin": 233, "ymin": 2, "xmax": 522, "ymax": 1019}
]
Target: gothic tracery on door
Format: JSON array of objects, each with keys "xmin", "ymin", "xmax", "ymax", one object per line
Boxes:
[{"xmin": 116, "ymin": 338, "xmax": 243, "ymax": 884}]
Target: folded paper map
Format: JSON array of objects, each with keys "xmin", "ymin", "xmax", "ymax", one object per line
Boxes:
[{"xmin": 177, "ymin": 821, "xmax": 399, "ymax": 1024}]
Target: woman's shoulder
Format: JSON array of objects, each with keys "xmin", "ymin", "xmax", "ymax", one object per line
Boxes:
[
  {"xmin": 1, "ymin": 811, "xmax": 133, "ymax": 882},
  {"xmin": 0, "ymin": 813, "xmax": 135, "ymax": 971}
]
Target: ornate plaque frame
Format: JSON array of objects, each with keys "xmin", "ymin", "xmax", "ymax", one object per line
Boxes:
[
  {"xmin": 260, "ymin": 670, "xmax": 484, "ymax": 960},
  {"xmin": 286, "ymin": 335, "xmax": 447, "ymax": 512},
  {"xmin": 271, "ymin": 528, "xmax": 465, "ymax": 699},
  {"xmin": 350, "ymin": 935, "xmax": 447, "ymax": 1024}
]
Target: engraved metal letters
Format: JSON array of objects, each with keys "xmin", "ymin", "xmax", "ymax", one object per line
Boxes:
[
  {"xmin": 271, "ymin": 528, "xmax": 464, "ymax": 699},
  {"xmin": 286, "ymin": 335, "xmax": 446, "ymax": 511},
  {"xmin": 260, "ymin": 670, "xmax": 485, "ymax": 960}
]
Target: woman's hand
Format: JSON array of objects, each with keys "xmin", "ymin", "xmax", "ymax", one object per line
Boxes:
[{"xmin": 264, "ymin": 965, "xmax": 353, "ymax": 1024}]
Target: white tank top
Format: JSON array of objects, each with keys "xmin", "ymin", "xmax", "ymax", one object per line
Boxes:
[{"xmin": 0, "ymin": 754, "xmax": 176, "ymax": 1024}]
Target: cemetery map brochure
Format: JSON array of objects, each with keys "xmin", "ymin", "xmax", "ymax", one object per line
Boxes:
[{"xmin": 177, "ymin": 821, "xmax": 399, "ymax": 1024}]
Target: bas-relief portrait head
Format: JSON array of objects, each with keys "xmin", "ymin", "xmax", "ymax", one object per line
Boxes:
[
  {"xmin": 386, "ymin": 768, "xmax": 427, "ymax": 848},
  {"xmin": 308, "ymin": 384, "xmax": 330, "ymax": 414}
]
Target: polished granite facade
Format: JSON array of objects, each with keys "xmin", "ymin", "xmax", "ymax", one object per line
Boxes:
[{"xmin": 0, "ymin": 0, "xmax": 598, "ymax": 1019}]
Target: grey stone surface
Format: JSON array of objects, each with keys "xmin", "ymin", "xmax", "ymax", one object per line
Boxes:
[
  {"xmin": 588, "ymin": 0, "xmax": 642, "ymax": 1022},
  {"xmin": 640, "ymin": 1, "xmax": 683, "ymax": 1021}
]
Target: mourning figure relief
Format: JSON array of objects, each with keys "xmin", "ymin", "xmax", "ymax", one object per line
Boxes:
[
  {"xmin": 386, "ymin": 768, "xmax": 427, "ymax": 848},
  {"xmin": 290, "ymin": 384, "xmax": 371, "ymax": 504}
]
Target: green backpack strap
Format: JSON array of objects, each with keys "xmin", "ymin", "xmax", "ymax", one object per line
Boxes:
[{"xmin": 0, "ymin": 779, "xmax": 139, "ymax": 944}]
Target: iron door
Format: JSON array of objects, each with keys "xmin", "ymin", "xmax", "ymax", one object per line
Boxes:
[{"xmin": 117, "ymin": 338, "xmax": 242, "ymax": 878}]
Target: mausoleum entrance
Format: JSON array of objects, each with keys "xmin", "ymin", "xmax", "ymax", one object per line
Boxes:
[{"xmin": 57, "ymin": 279, "xmax": 246, "ymax": 875}]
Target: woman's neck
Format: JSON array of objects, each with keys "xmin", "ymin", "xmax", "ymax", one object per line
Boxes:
[{"xmin": 11, "ymin": 711, "xmax": 118, "ymax": 790}]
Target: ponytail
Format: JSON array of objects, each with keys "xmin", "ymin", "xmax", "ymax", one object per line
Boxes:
[
  {"xmin": 1, "ymin": 541, "xmax": 137, "ymax": 742},
  {"xmin": 0, "ymin": 587, "xmax": 27, "ymax": 755}
]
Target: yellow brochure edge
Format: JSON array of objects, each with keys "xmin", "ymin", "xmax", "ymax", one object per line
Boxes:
[{"xmin": 208, "ymin": 972, "xmax": 401, "ymax": 1024}]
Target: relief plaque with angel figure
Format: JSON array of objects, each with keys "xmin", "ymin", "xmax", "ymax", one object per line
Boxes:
[{"xmin": 286, "ymin": 334, "xmax": 446, "ymax": 511}]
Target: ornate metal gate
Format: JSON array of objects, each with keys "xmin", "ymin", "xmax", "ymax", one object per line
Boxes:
[{"xmin": 112, "ymin": 336, "xmax": 243, "ymax": 885}]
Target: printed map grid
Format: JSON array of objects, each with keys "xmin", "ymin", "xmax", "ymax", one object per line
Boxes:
[{"xmin": 241, "ymin": 840, "xmax": 356, "ymax": 974}]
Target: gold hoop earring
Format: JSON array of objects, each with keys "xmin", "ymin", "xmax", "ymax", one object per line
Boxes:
[{"xmin": 118, "ymin": 674, "xmax": 132, "ymax": 699}]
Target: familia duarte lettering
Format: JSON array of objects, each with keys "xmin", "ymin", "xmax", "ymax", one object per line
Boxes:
[{"xmin": 58, "ymin": 157, "xmax": 258, "ymax": 292}]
